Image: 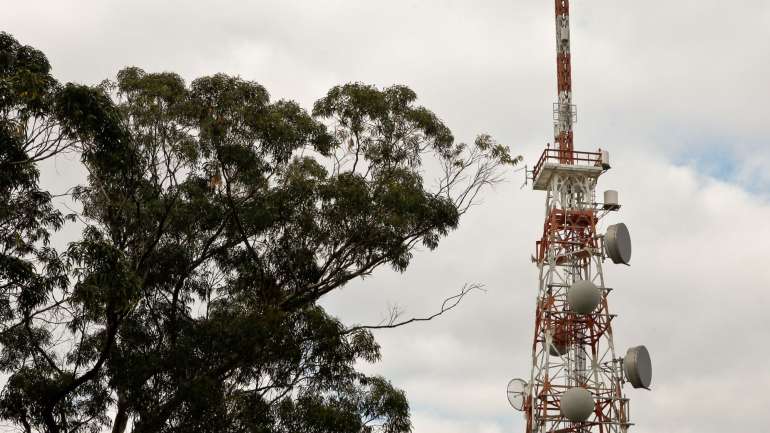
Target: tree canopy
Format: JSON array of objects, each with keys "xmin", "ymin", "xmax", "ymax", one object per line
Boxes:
[{"xmin": 0, "ymin": 32, "xmax": 520, "ymax": 433}]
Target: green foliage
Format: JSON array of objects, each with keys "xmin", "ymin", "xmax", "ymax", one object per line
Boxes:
[
  {"xmin": 0, "ymin": 31, "xmax": 127, "ymax": 433},
  {"xmin": 0, "ymin": 33, "xmax": 520, "ymax": 433}
]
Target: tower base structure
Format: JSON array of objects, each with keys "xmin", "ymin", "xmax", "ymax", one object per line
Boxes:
[{"xmin": 506, "ymin": 148, "xmax": 651, "ymax": 433}]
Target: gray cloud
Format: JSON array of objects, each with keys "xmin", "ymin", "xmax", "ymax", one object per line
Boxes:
[{"xmin": 4, "ymin": 0, "xmax": 769, "ymax": 431}]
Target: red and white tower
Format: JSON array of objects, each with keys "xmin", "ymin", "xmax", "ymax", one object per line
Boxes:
[{"xmin": 507, "ymin": 2, "xmax": 653, "ymax": 432}]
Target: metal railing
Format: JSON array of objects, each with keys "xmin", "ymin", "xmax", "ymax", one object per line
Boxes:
[{"xmin": 532, "ymin": 148, "xmax": 603, "ymax": 182}]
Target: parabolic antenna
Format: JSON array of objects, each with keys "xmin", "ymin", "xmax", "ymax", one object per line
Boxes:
[
  {"xmin": 624, "ymin": 345, "xmax": 652, "ymax": 389},
  {"xmin": 549, "ymin": 341, "xmax": 568, "ymax": 357},
  {"xmin": 606, "ymin": 223, "xmax": 632, "ymax": 265},
  {"xmin": 506, "ymin": 378, "xmax": 528, "ymax": 411},
  {"xmin": 567, "ymin": 280, "xmax": 602, "ymax": 314},
  {"xmin": 548, "ymin": 324, "xmax": 568, "ymax": 356},
  {"xmin": 560, "ymin": 387, "xmax": 594, "ymax": 422}
]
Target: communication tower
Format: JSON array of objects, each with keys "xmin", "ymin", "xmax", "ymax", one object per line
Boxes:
[{"xmin": 507, "ymin": 1, "xmax": 653, "ymax": 432}]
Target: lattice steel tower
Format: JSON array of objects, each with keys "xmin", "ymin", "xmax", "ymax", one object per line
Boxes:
[{"xmin": 506, "ymin": 1, "xmax": 653, "ymax": 433}]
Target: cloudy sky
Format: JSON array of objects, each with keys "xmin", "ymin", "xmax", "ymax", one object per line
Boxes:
[{"xmin": 5, "ymin": 1, "xmax": 770, "ymax": 432}]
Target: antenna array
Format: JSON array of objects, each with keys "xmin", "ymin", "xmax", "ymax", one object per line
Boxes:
[{"xmin": 507, "ymin": 2, "xmax": 653, "ymax": 432}]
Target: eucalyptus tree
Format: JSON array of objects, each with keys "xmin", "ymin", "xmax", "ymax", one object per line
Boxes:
[
  {"xmin": 0, "ymin": 32, "xmax": 127, "ymax": 433},
  {"xmin": 0, "ymin": 33, "xmax": 520, "ymax": 433}
]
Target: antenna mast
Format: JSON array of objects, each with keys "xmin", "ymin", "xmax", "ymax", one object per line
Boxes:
[
  {"xmin": 554, "ymin": 0, "xmax": 575, "ymax": 164},
  {"xmin": 506, "ymin": 2, "xmax": 653, "ymax": 433}
]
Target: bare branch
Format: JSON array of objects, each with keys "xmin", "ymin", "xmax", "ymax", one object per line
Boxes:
[{"xmin": 343, "ymin": 283, "xmax": 485, "ymax": 334}]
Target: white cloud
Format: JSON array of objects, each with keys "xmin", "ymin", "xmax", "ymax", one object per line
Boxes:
[
  {"xmin": 327, "ymin": 147, "xmax": 770, "ymax": 432},
  {"xmin": 412, "ymin": 412, "xmax": 506, "ymax": 433}
]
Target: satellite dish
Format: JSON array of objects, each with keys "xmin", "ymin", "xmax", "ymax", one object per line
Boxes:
[
  {"xmin": 567, "ymin": 280, "xmax": 602, "ymax": 314},
  {"xmin": 624, "ymin": 345, "xmax": 652, "ymax": 389},
  {"xmin": 549, "ymin": 341, "xmax": 568, "ymax": 357},
  {"xmin": 560, "ymin": 387, "xmax": 594, "ymax": 422},
  {"xmin": 606, "ymin": 223, "xmax": 632, "ymax": 265},
  {"xmin": 548, "ymin": 324, "xmax": 568, "ymax": 356},
  {"xmin": 506, "ymin": 378, "xmax": 528, "ymax": 411}
]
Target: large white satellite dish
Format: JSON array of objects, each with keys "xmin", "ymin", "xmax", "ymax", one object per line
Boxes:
[
  {"xmin": 606, "ymin": 223, "xmax": 632, "ymax": 265},
  {"xmin": 625, "ymin": 345, "xmax": 652, "ymax": 389},
  {"xmin": 567, "ymin": 280, "xmax": 602, "ymax": 314},
  {"xmin": 560, "ymin": 387, "xmax": 595, "ymax": 422},
  {"xmin": 506, "ymin": 378, "xmax": 528, "ymax": 411},
  {"xmin": 549, "ymin": 341, "xmax": 567, "ymax": 357}
]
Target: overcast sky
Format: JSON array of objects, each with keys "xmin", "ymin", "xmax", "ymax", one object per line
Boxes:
[{"xmin": 5, "ymin": 1, "xmax": 770, "ymax": 432}]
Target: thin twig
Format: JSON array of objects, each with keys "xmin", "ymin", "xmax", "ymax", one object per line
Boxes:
[{"xmin": 343, "ymin": 283, "xmax": 485, "ymax": 334}]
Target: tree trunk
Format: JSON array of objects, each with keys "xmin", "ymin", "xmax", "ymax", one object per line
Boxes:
[{"xmin": 112, "ymin": 391, "xmax": 129, "ymax": 433}]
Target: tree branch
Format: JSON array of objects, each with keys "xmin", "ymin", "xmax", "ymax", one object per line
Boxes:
[{"xmin": 343, "ymin": 283, "xmax": 485, "ymax": 334}]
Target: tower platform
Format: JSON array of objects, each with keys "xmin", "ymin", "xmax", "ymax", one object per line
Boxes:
[{"xmin": 532, "ymin": 148, "xmax": 608, "ymax": 190}]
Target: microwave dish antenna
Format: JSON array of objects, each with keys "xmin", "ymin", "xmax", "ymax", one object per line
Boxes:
[
  {"xmin": 625, "ymin": 345, "xmax": 653, "ymax": 389},
  {"xmin": 506, "ymin": 378, "xmax": 528, "ymax": 411},
  {"xmin": 567, "ymin": 280, "xmax": 602, "ymax": 314},
  {"xmin": 560, "ymin": 387, "xmax": 595, "ymax": 422},
  {"xmin": 606, "ymin": 223, "xmax": 632, "ymax": 265}
]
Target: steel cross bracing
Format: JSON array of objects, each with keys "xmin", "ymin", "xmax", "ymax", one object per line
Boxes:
[{"xmin": 525, "ymin": 173, "xmax": 631, "ymax": 433}]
